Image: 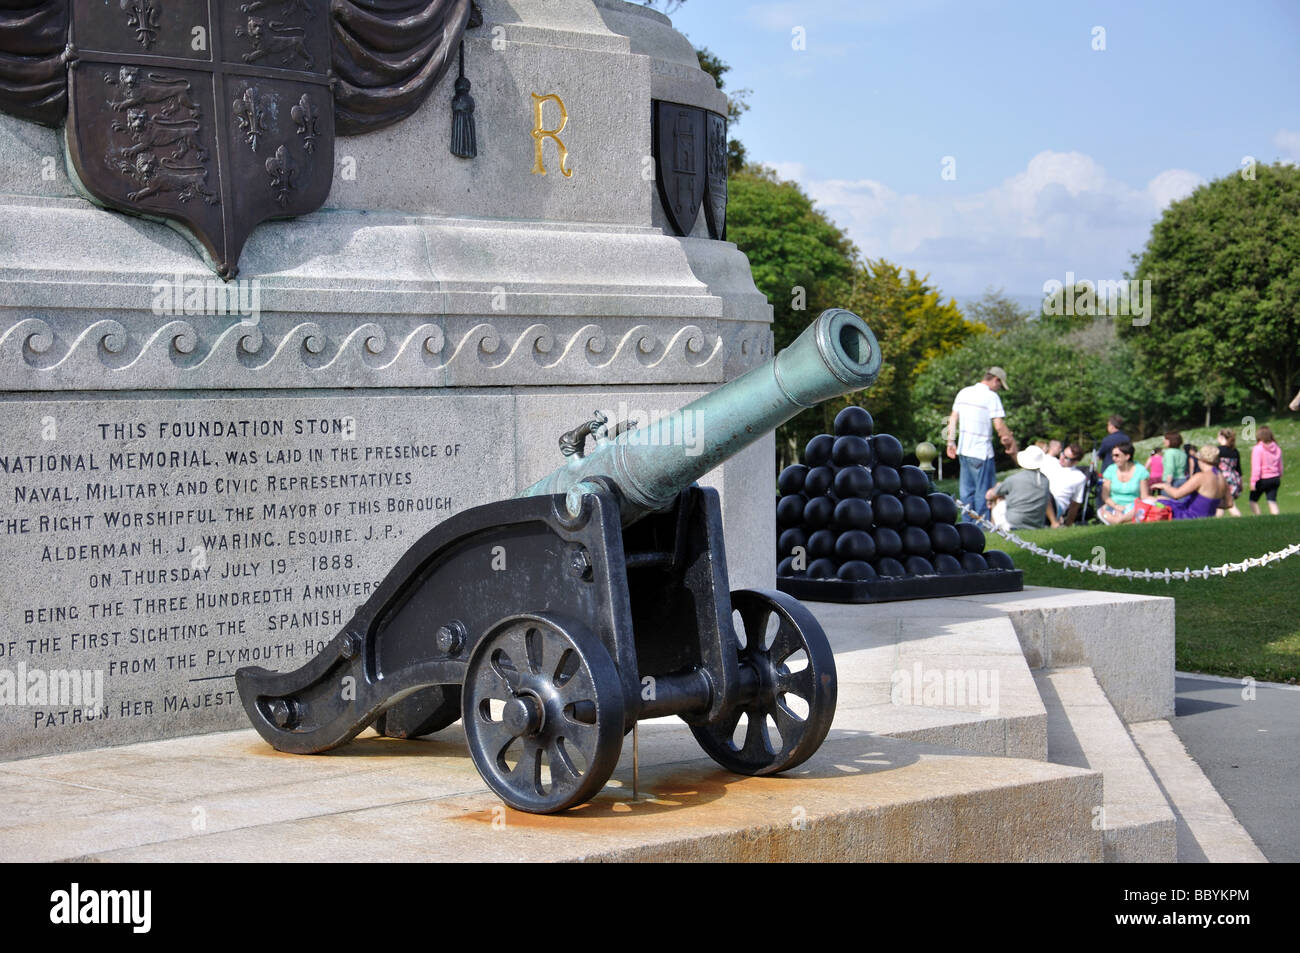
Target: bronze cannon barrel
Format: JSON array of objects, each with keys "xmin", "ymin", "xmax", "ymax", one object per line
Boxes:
[{"xmin": 520, "ymin": 308, "xmax": 882, "ymax": 524}]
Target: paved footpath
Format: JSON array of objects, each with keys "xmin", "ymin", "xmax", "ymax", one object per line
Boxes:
[{"xmin": 1171, "ymin": 673, "xmax": 1299, "ymax": 862}]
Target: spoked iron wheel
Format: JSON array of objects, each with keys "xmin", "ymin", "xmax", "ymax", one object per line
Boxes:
[
  {"xmin": 691, "ymin": 588, "xmax": 837, "ymax": 775},
  {"xmin": 462, "ymin": 613, "xmax": 625, "ymax": 813}
]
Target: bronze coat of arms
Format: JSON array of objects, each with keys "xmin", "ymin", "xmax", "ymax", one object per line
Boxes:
[
  {"xmin": 652, "ymin": 99, "xmax": 726, "ymax": 241},
  {"xmin": 0, "ymin": 0, "xmax": 477, "ymax": 277}
]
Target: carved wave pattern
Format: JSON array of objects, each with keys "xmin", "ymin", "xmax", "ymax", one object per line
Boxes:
[{"xmin": 0, "ymin": 319, "xmax": 733, "ymax": 387}]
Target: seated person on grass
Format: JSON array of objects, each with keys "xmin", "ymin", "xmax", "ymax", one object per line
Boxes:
[
  {"xmin": 1098, "ymin": 440, "xmax": 1150, "ymax": 524},
  {"xmin": 985, "ymin": 446, "xmax": 1056, "ymax": 531},
  {"xmin": 1148, "ymin": 444, "xmax": 1229, "ymax": 520},
  {"xmin": 1041, "ymin": 442, "xmax": 1088, "ymax": 526}
]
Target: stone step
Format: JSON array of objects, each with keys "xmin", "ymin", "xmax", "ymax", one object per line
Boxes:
[
  {"xmin": 807, "ymin": 598, "xmax": 1047, "ymax": 760},
  {"xmin": 1034, "ymin": 666, "xmax": 1176, "ymax": 862},
  {"xmin": 1128, "ymin": 719, "xmax": 1267, "ymax": 863},
  {"xmin": 0, "ymin": 724, "xmax": 1101, "ymax": 862},
  {"xmin": 964, "ymin": 587, "xmax": 1175, "ymax": 723}
]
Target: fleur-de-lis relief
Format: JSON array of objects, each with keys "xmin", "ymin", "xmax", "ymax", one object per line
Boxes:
[
  {"xmin": 233, "ymin": 87, "xmax": 267, "ymax": 152},
  {"xmin": 291, "ymin": 93, "xmax": 319, "ymax": 153},
  {"xmin": 266, "ymin": 144, "xmax": 297, "ymax": 206},
  {"xmin": 121, "ymin": 0, "xmax": 162, "ymax": 50}
]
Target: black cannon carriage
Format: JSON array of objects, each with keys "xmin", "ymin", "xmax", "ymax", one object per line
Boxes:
[{"xmin": 236, "ymin": 309, "xmax": 882, "ymax": 813}]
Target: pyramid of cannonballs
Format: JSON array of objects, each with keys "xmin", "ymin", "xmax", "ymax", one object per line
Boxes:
[{"xmin": 776, "ymin": 406, "xmax": 1017, "ymax": 599}]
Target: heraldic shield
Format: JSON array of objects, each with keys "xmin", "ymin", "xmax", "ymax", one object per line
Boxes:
[
  {"xmin": 653, "ymin": 99, "xmax": 706, "ymax": 238},
  {"xmin": 64, "ymin": 0, "xmax": 336, "ymax": 278},
  {"xmin": 653, "ymin": 99, "xmax": 727, "ymax": 240}
]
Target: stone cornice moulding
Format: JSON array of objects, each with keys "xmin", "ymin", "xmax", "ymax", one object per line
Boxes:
[{"xmin": 0, "ymin": 317, "xmax": 779, "ymax": 390}]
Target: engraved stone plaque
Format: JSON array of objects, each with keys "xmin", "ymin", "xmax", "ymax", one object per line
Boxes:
[{"xmin": 0, "ymin": 394, "xmax": 512, "ymax": 758}]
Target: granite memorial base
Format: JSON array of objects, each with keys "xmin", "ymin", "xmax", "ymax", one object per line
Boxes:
[{"xmin": 0, "ymin": 1, "xmax": 776, "ymax": 760}]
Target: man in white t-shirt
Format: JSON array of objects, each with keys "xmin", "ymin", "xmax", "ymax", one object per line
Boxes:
[
  {"xmin": 1040, "ymin": 442, "xmax": 1088, "ymax": 526},
  {"xmin": 946, "ymin": 367, "xmax": 1017, "ymax": 520}
]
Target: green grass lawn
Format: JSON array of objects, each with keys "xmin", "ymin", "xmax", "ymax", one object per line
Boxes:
[
  {"xmin": 984, "ymin": 515, "xmax": 1300, "ymax": 683},
  {"xmin": 931, "ymin": 415, "xmax": 1299, "ymax": 681}
]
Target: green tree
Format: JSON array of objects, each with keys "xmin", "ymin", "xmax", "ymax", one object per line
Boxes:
[
  {"xmin": 835, "ymin": 260, "xmax": 983, "ymax": 447},
  {"xmin": 727, "ymin": 165, "xmax": 858, "ymax": 463},
  {"xmin": 965, "ymin": 287, "xmax": 1033, "ymax": 334},
  {"xmin": 1125, "ymin": 162, "xmax": 1300, "ymax": 412}
]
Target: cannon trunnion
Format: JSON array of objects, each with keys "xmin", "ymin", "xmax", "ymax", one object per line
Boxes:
[{"xmin": 237, "ymin": 309, "xmax": 878, "ymax": 813}]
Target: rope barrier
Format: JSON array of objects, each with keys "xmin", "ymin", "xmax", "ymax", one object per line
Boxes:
[{"xmin": 955, "ymin": 501, "xmax": 1300, "ymax": 582}]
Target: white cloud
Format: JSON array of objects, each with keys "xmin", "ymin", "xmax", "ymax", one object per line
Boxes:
[
  {"xmin": 771, "ymin": 150, "xmax": 1200, "ymax": 295},
  {"xmin": 1275, "ymin": 129, "xmax": 1300, "ymax": 163},
  {"xmin": 1146, "ymin": 169, "xmax": 1204, "ymax": 209}
]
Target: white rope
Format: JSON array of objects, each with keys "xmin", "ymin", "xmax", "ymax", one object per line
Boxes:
[{"xmin": 955, "ymin": 501, "xmax": 1300, "ymax": 582}]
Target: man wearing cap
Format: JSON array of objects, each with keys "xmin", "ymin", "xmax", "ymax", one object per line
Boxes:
[
  {"xmin": 946, "ymin": 367, "xmax": 1018, "ymax": 520},
  {"xmin": 986, "ymin": 445, "xmax": 1056, "ymax": 531}
]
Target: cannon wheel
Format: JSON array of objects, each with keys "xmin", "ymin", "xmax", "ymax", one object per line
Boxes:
[
  {"xmin": 462, "ymin": 613, "xmax": 625, "ymax": 813},
  {"xmin": 691, "ymin": 588, "xmax": 837, "ymax": 776}
]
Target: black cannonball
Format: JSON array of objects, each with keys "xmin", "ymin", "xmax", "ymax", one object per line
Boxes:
[
  {"xmin": 929, "ymin": 522, "xmax": 962, "ymax": 555},
  {"xmin": 872, "ymin": 526, "xmax": 903, "ymax": 559},
  {"xmin": 904, "ymin": 555, "xmax": 936, "ymax": 576},
  {"xmin": 985, "ymin": 549, "xmax": 1016, "ymax": 571},
  {"xmin": 902, "ymin": 494, "xmax": 932, "ymax": 526},
  {"xmin": 807, "ymin": 557, "xmax": 839, "ymax": 579},
  {"xmin": 777, "ymin": 556, "xmax": 802, "ymax": 577},
  {"xmin": 872, "ymin": 433, "xmax": 904, "ymax": 468},
  {"xmin": 804, "ymin": 433, "xmax": 835, "ymax": 468},
  {"xmin": 873, "ymin": 465, "xmax": 901, "ymax": 496},
  {"xmin": 837, "ymin": 560, "xmax": 878, "ymax": 581},
  {"xmin": 872, "ymin": 493, "xmax": 904, "ymax": 527},
  {"xmin": 899, "ymin": 464, "xmax": 930, "ymax": 497},
  {"xmin": 928, "ymin": 492, "xmax": 958, "ymax": 525},
  {"xmin": 803, "ymin": 465, "xmax": 834, "ymax": 498},
  {"xmin": 835, "ymin": 529, "xmax": 876, "ymax": 562},
  {"xmin": 832, "ymin": 434, "xmax": 873, "ymax": 468},
  {"xmin": 777, "ymin": 527, "xmax": 808, "ymax": 558},
  {"xmin": 808, "ymin": 529, "xmax": 837, "ymax": 560},
  {"xmin": 777, "ymin": 464, "xmax": 809, "ymax": 496},
  {"xmin": 803, "ymin": 495, "xmax": 835, "ymax": 529},
  {"xmin": 834, "ymin": 406, "xmax": 874, "ymax": 438},
  {"xmin": 833, "ymin": 464, "xmax": 874, "ymax": 499},
  {"xmin": 933, "ymin": 553, "xmax": 964, "ymax": 575},
  {"xmin": 960, "ymin": 552, "xmax": 989, "ymax": 573},
  {"xmin": 875, "ymin": 557, "xmax": 907, "ymax": 578},
  {"xmin": 833, "ymin": 497, "xmax": 874, "ymax": 532},
  {"xmin": 956, "ymin": 521, "xmax": 986, "ymax": 553},
  {"xmin": 901, "ymin": 525, "xmax": 932, "ymax": 556},
  {"xmin": 777, "ymin": 494, "xmax": 806, "ymax": 528}
]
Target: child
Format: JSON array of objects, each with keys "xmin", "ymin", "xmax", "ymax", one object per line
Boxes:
[
  {"xmin": 1146, "ymin": 448, "xmax": 1164, "ymax": 483},
  {"xmin": 1249, "ymin": 426, "xmax": 1283, "ymax": 516},
  {"xmin": 1216, "ymin": 428, "xmax": 1243, "ymax": 517},
  {"xmin": 1162, "ymin": 431, "xmax": 1187, "ymax": 488}
]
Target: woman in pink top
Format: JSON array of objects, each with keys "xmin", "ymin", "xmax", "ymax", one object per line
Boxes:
[{"xmin": 1249, "ymin": 425, "xmax": 1283, "ymax": 516}]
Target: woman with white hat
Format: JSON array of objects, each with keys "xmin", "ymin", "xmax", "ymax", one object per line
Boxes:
[{"xmin": 985, "ymin": 445, "xmax": 1055, "ymax": 531}]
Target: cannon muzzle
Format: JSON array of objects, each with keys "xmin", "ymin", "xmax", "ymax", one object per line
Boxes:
[{"xmin": 521, "ymin": 308, "xmax": 881, "ymax": 524}]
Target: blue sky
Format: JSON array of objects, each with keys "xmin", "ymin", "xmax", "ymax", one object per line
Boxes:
[{"xmin": 664, "ymin": 0, "xmax": 1300, "ymax": 297}]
